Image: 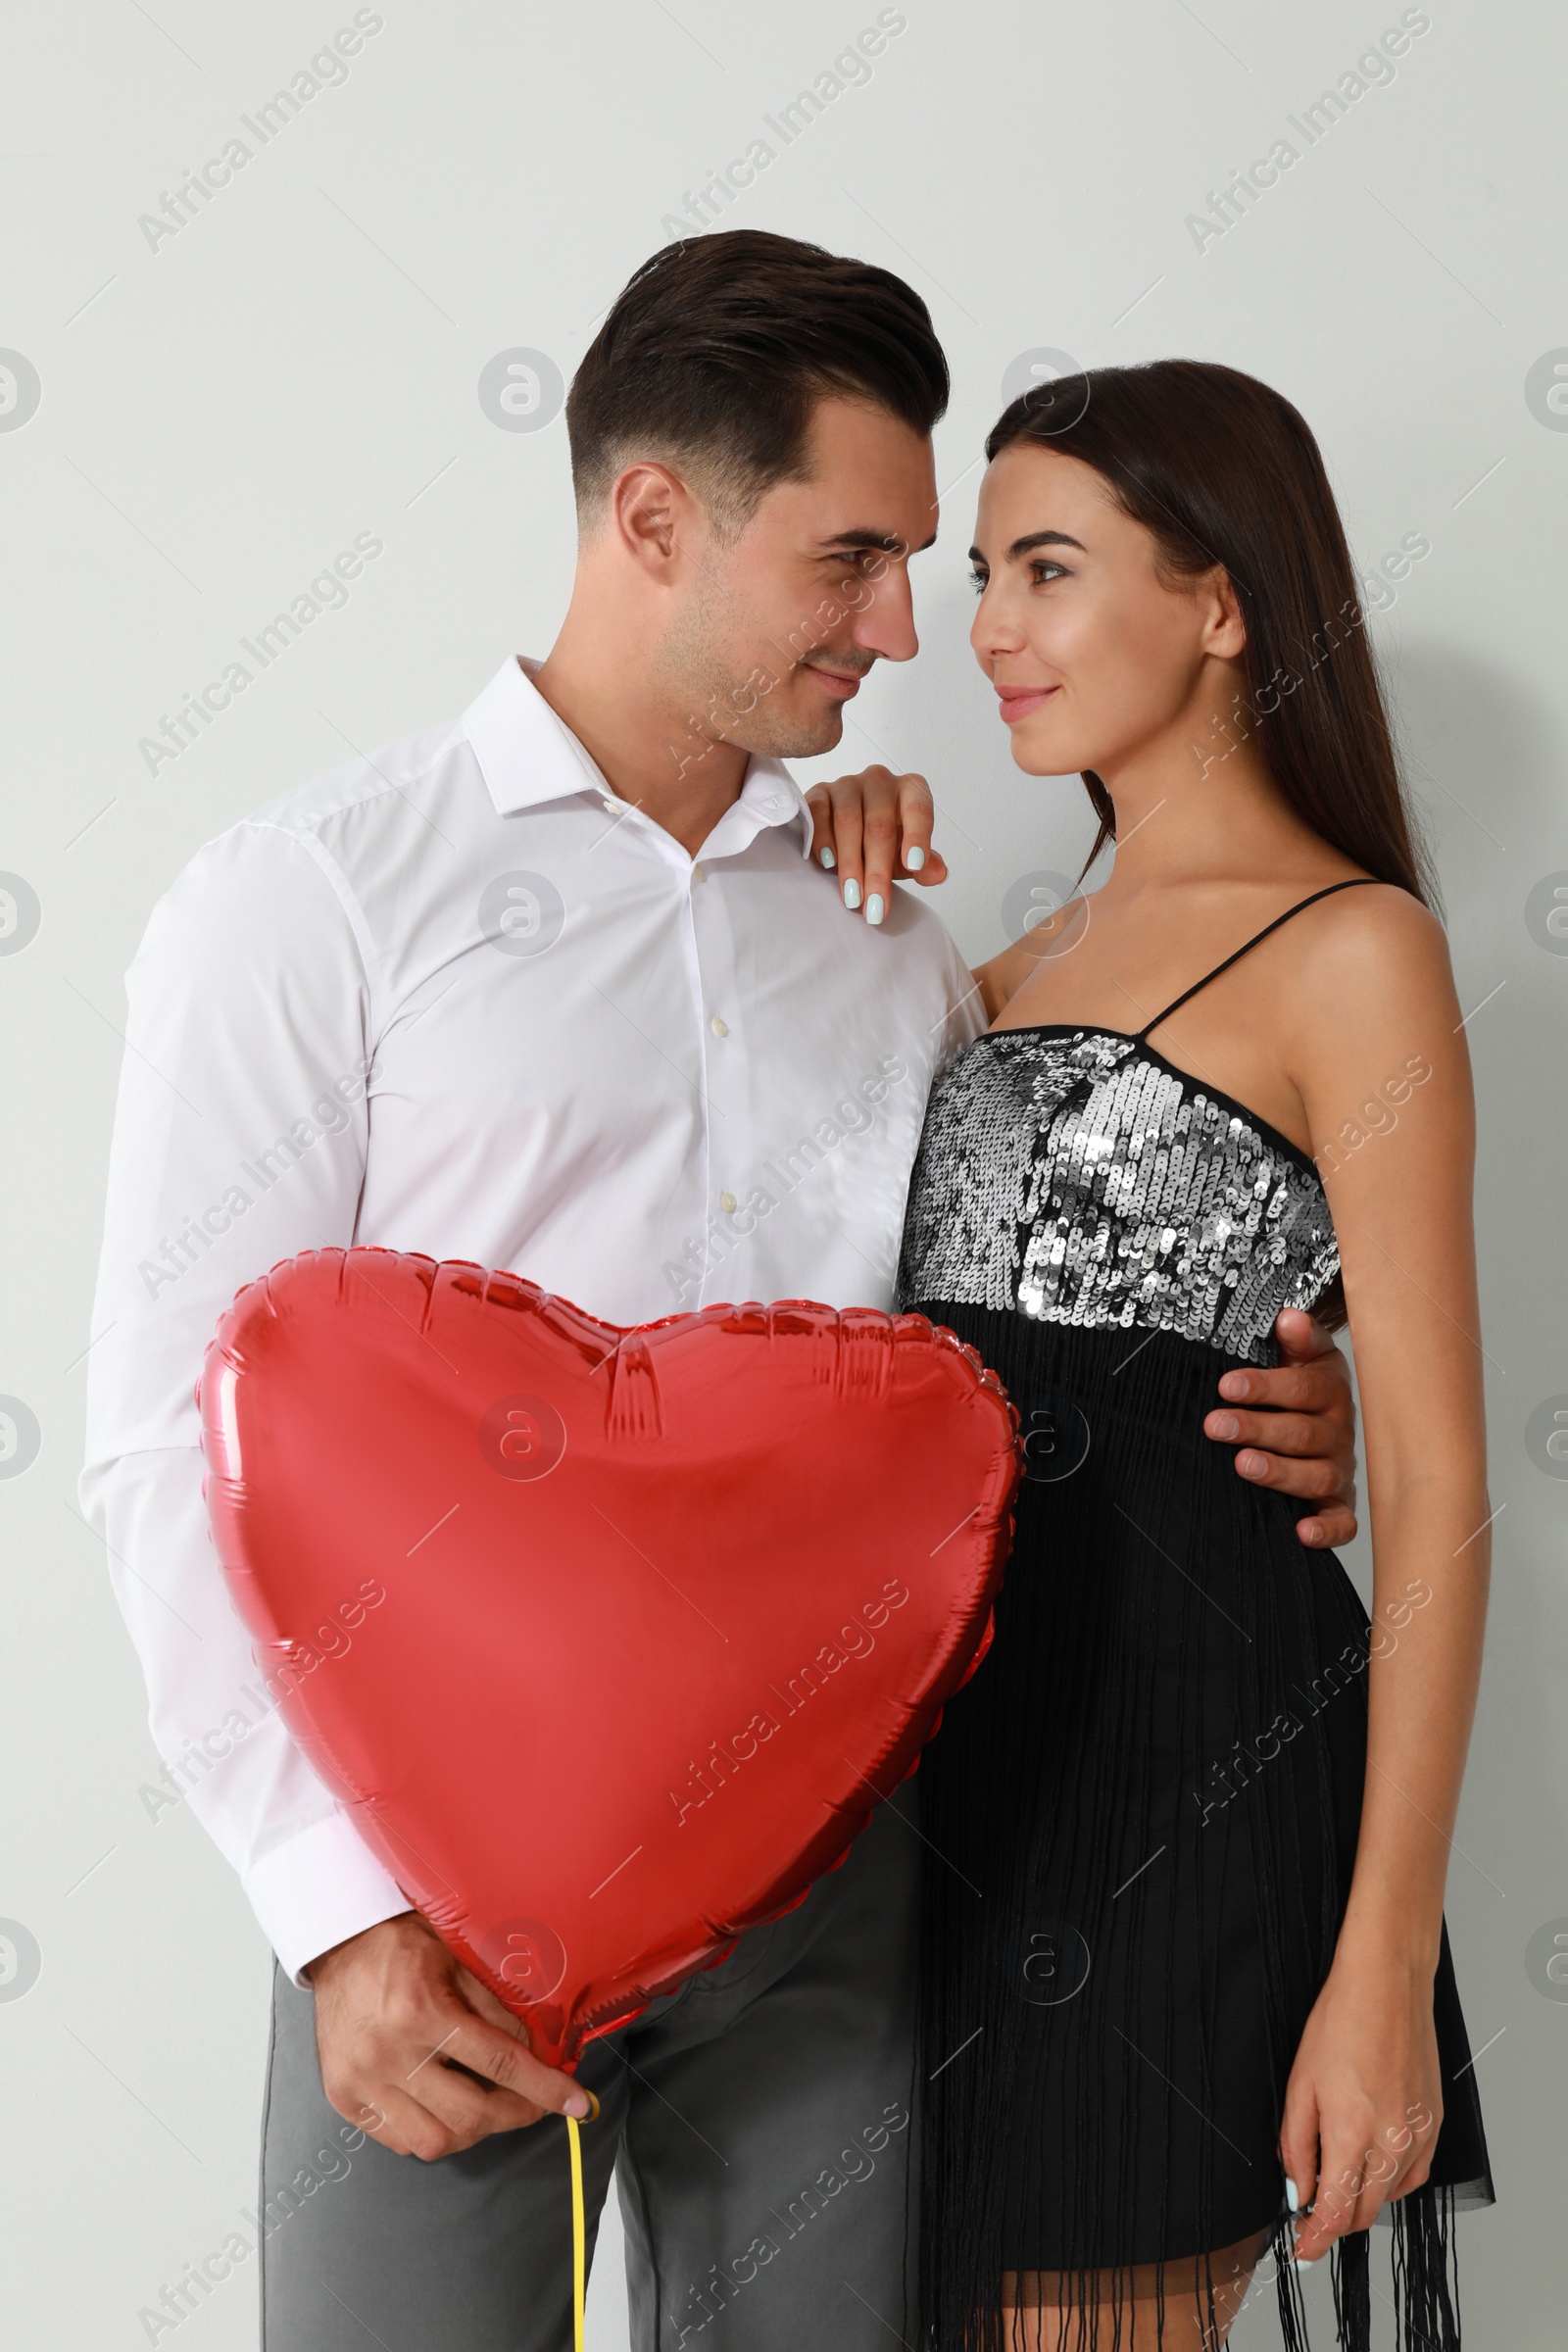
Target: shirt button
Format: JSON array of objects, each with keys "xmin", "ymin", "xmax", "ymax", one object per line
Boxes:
[
  {"xmin": 601, "ymin": 795, "xmax": 626, "ymax": 813},
  {"xmin": 719, "ymin": 1190, "xmax": 738, "ymax": 1214},
  {"xmin": 692, "ymin": 864, "xmax": 706, "ymax": 883},
  {"xmin": 710, "ymin": 1014, "xmax": 729, "ymax": 1038}
]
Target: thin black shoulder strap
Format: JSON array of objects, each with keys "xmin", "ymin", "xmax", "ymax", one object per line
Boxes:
[{"xmin": 1136, "ymin": 878, "xmax": 1381, "ymax": 1043}]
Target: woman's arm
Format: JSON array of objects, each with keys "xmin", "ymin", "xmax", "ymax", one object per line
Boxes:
[{"xmin": 1280, "ymin": 887, "xmax": 1490, "ymax": 2261}]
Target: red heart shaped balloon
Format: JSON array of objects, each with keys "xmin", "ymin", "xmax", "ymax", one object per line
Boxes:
[{"xmin": 201, "ymin": 1250, "xmax": 1018, "ymax": 2067}]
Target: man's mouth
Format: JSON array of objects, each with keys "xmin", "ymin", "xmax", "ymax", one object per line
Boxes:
[{"xmin": 804, "ymin": 660, "xmax": 872, "ymax": 702}]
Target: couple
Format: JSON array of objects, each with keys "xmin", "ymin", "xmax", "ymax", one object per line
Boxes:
[{"xmin": 83, "ymin": 228, "xmax": 1490, "ymax": 2350}]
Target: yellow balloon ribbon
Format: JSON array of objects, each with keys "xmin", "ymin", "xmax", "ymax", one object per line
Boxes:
[{"xmin": 567, "ymin": 2112, "xmax": 586, "ymax": 2352}]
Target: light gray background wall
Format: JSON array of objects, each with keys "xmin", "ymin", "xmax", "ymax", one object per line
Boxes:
[{"xmin": 2, "ymin": 2, "xmax": 1563, "ymax": 2344}]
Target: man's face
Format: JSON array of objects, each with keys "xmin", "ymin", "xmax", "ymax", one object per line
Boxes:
[{"xmin": 659, "ymin": 396, "xmax": 939, "ymax": 761}]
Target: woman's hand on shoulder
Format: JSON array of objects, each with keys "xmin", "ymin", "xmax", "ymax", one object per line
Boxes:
[{"xmin": 804, "ymin": 766, "xmax": 949, "ymax": 925}]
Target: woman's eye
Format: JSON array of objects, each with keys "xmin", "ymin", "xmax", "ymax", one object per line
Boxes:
[
  {"xmin": 969, "ymin": 569, "xmax": 988, "ymax": 596},
  {"xmin": 1031, "ymin": 562, "xmax": 1067, "ymax": 585}
]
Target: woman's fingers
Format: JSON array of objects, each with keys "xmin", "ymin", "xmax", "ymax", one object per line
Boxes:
[
  {"xmin": 893, "ymin": 769, "xmax": 946, "ymax": 887},
  {"xmin": 1293, "ymin": 2123, "xmax": 1428, "ymax": 2262},
  {"xmin": 1350, "ymin": 2136, "xmax": 1406, "ymax": 2234},
  {"xmin": 804, "ymin": 785, "xmax": 836, "ymax": 872},
  {"xmin": 827, "ymin": 781, "xmax": 868, "ymax": 912},
  {"xmin": 1279, "ymin": 1984, "xmax": 1445, "ymax": 2267},
  {"xmin": 1279, "ymin": 2077, "xmax": 1393, "ymax": 2260},
  {"xmin": 804, "ymin": 774, "xmax": 866, "ymax": 906},
  {"xmin": 1387, "ymin": 2094, "xmax": 1442, "ymax": 2203},
  {"xmin": 804, "ymin": 768, "xmax": 948, "ymax": 920},
  {"xmin": 1278, "ymin": 2075, "xmax": 1322, "ymax": 2255},
  {"xmin": 860, "ymin": 795, "xmax": 901, "ymax": 927},
  {"xmin": 1293, "ymin": 2143, "xmax": 1363, "ymax": 2262}
]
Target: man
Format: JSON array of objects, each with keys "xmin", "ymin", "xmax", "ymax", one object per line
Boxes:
[{"xmin": 82, "ymin": 231, "xmax": 1357, "ymax": 2351}]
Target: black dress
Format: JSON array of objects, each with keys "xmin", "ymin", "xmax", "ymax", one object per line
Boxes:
[{"xmin": 896, "ymin": 884, "xmax": 1492, "ymax": 2351}]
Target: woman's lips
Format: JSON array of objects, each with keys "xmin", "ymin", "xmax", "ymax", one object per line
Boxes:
[{"xmin": 997, "ymin": 685, "xmax": 1060, "ymax": 723}]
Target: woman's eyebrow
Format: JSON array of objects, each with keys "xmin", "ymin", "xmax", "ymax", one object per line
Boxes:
[
  {"xmin": 1005, "ymin": 528, "xmax": 1087, "ymax": 560},
  {"xmin": 967, "ymin": 528, "xmax": 1087, "ymax": 564}
]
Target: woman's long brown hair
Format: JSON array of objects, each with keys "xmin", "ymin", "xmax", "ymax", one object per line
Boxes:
[{"xmin": 985, "ymin": 360, "xmax": 1436, "ymax": 904}]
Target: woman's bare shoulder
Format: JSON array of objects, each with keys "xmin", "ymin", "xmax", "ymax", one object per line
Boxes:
[
  {"xmin": 1292, "ymin": 880, "xmax": 1452, "ymax": 1004},
  {"xmin": 1285, "ymin": 880, "xmax": 1464, "ymax": 1103}
]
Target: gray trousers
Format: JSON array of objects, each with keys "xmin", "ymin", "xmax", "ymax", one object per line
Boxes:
[{"xmin": 259, "ymin": 1788, "xmax": 921, "ymax": 2350}]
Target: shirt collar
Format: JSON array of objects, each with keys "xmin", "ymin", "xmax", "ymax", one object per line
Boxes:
[
  {"xmin": 463, "ymin": 657, "xmax": 813, "ymax": 860},
  {"xmin": 701, "ymin": 760, "xmax": 813, "ymax": 861}
]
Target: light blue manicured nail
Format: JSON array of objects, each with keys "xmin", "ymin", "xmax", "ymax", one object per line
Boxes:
[
  {"xmin": 866, "ymin": 894, "xmax": 885, "ymax": 926},
  {"xmin": 1295, "ymin": 2256, "xmax": 1319, "ymax": 2271},
  {"xmin": 1286, "ymin": 2179, "xmax": 1299, "ymax": 2214},
  {"xmin": 905, "ymin": 846, "xmax": 925, "ymax": 871},
  {"xmin": 843, "ymin": 879, "xmax": 861, "ymax": 910},
  {"xmin": 819, "ymin": 846, "xmax": 836, "ymax": 869}
]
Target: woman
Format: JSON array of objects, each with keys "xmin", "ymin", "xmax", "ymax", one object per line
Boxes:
[{"xmin": 809, "ymin": 363, "xmax": 1492, "ymax": 2350}]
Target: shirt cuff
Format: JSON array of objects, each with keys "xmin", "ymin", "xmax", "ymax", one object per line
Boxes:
[{"xmin": 243, "ymin": 1809, "xmax": 413, "ymax": 1986}]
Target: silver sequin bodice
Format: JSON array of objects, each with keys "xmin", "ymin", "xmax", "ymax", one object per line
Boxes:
[{"xmin": 896, "ymin": 1027, "xmax": 1339, "ymax": 1365}]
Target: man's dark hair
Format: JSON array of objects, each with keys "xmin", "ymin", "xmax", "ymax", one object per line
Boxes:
[{"xmin": 566, "ymin": 230, "xmax": 949, "ymax": 531}]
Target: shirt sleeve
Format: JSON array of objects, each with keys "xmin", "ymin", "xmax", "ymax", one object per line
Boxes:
[{"xmin": 78, "ymin": 817, "xmax": 412, "ymax": 1982}]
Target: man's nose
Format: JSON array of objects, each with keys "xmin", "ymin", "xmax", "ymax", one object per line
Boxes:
[{"xmin": 854, "ymin": 567, "xmax": 919, "ymax": 664}]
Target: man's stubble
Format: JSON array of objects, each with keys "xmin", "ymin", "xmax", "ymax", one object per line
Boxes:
[{"xmin": 659, "ymin": 551, "xmax": 856, "ymax": 764}]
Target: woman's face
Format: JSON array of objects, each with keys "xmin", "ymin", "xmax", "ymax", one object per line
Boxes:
[{"xmin": 968, "ymin": 441, "xmax": 1239, "ymax": 780}]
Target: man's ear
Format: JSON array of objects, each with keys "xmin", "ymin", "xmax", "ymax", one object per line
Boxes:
[{"xmin": 611, "ymin": 462, "xmax": 696, "ymax": 578}]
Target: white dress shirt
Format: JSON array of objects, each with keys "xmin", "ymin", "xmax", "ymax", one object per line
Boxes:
[{"xmin": 80, "ymin": 656, "xmax": 983, "ymax": 1982}]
